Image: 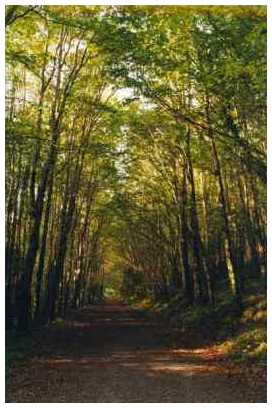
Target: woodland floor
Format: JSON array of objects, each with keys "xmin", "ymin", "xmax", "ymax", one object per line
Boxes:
[{"xmin": 6, "ymin": 300, "xmax": 266, "ymax": 403}]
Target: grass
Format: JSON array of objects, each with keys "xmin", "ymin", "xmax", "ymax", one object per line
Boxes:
[
  {"xmin": 219, "ymin": 292, "xmax": 267, "ymax": 364},
  {"xmin": 132, "ymin": 278, "xmax": 267, "ymax": 366}
]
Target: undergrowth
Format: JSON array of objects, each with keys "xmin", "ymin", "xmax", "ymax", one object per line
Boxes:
[
  {"xmin": 5, "ymin": 332, "xmax": 34, "ymax": 375},
  {"xmin": 132, "ymin": 278, "xmax": 267, "ymax": 365}
]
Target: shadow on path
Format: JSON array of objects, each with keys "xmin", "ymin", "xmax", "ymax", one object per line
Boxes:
[{"xmin": 6, "ymin": 301, "xmax": 266, "ymax": 403}]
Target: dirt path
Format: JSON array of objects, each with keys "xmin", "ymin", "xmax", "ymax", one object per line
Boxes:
[{"xmin": 6, "ymin": 301, "xmax": 266, "ymax": 403}]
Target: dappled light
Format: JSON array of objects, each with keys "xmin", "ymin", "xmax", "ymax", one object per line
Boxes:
[
  {"xmin": 5, "ymin": 4, "xmax": 266, "ymax": 404},
  {"xmin": 33, "ymin": 349, "xmax": 225, "ymax": 375}
]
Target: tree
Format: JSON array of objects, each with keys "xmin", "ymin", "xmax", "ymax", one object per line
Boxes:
[{"xmin": 5, "ymin": 5, "xmax": 266, "ymax": 329}]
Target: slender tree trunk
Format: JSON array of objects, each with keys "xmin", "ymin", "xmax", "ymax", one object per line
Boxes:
[
  {"xmin": 17, "ymin": 126, "xmax": 59, "ymax": 330},
  {"xmin": 201, "ymin": 172, "xmax": 216, "ymax": 305},
  {"xmin": 237, "ymin": 174, "xmax": 261, "ymax": 278},
  {"xmin": 34, "ymin": 170, "xmax": 54, "ymax": 320},
  {"xmin": 205, "ymin": 96, "xmax": 242, "ymax": 306},
  {"xmin": 180, "ymin": 164, "xmax": 194, "ymax": 305},
  {"xmin": 46, "ymin": 155, "xmax": 84, "ymax": 322},
  {"xmin": 186, "ymin": 128, "xmax": 209, "ymax": 303}
]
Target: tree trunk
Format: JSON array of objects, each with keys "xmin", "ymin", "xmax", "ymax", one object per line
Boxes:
[
  {"xmin": 205, "ymin": 96, "xmax": 242, "ymax": 307},
  {"xmin": 180, "ymin": 164, "xmax": 194, "ymax": 305},
  {"xmin": 186, "ymin": 128, "xmax": 209, "ymax": 303}
]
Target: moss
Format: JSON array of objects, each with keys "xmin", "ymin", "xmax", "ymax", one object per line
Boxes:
[
  {"xmin": 145, "ymin": 285, "xmax": 266, "ymax": 366},
  {"xmin": 220, "ymin": 324, "xmax": 266, "ymax": 363},
  {"xmin": 52, "ymin": 317, "xmax": 65, "ymax": 327}
]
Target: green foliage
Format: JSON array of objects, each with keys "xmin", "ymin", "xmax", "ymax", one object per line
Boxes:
[
  {"xmin": 5, "ymin": 5, "xmax": 266, "ymax": 344},
  {"xmin": 146, "ymin": 282, "xmax": 266, "ymax": 365},
  {"xmin": 223, "ymin": 327, "xmax": 266, "ymax": 364},
  {"xmin": 52, "ymin": 318, "xmax": 65, "ymax": 327}
]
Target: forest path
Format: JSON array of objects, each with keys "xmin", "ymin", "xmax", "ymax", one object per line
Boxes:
[{"xmin": 6, "ymin": 300, "xmax": 265, "ymax": 403}]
